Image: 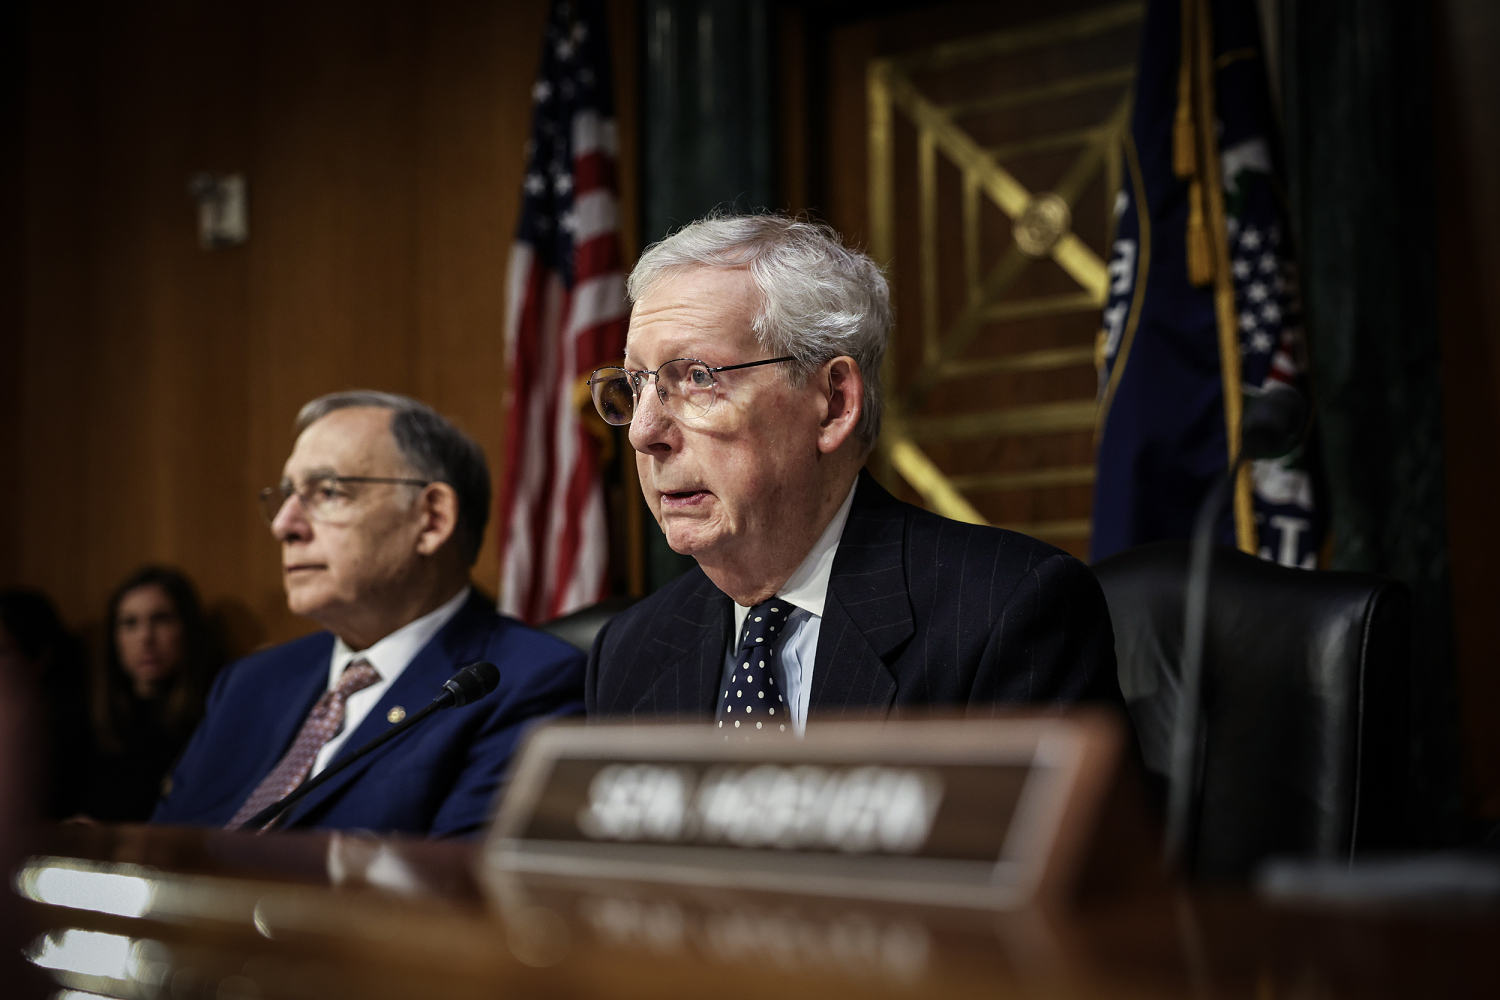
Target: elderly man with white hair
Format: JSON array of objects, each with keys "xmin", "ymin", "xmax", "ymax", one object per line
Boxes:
[{"xmin": 585, "ymin": 214, "xmax": 1119, "ymax": 733}]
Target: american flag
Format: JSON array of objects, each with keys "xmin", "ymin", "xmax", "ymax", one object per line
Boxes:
[
  {"xmin": 1215, "ymin": 3, "xmax": 1322, "ymax": 569},
  {"xmin": 499, "ymin": 0, "xmax": 627, "ymax": 623}
]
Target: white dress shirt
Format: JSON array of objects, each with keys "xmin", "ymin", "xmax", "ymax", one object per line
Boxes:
[
  {"xmin": 725, "ymin": 481, "xmax": 858, "ymax": 734},
  {"xmin": 313, "ymin": 586, "xmax": 470, "ymax": 775}
]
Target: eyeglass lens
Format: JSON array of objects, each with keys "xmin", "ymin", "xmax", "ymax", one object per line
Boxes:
[
  {"xmin": 589, "ymin": 360, "xmax": 716, "ymax": 426},
  {"xmin": 258, "ymin": 484, "xmax": 294, "ymax": 523},
  {"xmin": 256, "ymin": 476, "xmax": 352, "ymax": 524}
]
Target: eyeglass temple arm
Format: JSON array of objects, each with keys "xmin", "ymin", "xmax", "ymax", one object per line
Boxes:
[{"xmin": 710, "ymin": 356, "xmax": 796, "ymax": 373}]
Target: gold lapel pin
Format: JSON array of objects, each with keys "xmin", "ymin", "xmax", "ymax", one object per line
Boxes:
[{"xmin": 387, "ymin": 706, "xmax": 407, "ymax": 724}]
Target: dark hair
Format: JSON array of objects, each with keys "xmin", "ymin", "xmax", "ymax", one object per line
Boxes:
[
  {"xmin": 94, "ymin": 566, "xmax": 217, "ymax": 753},
  {"xmin": 0, "ymin": 588, "xmax": 72, "ymax": 668},
  {"xmin": 295, "ymin": 390, "xmax": 492, "ymax": 566},
  {"xmin": 1, "ymin": 588, "xmax": 89, "ymax": 818}
]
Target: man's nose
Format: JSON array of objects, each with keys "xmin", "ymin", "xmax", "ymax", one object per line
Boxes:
[
  {"xmin": 627, "ymin": 379, "xmax": 675, "ymax": 454},
  {"xmin": 270, "ymin": 491, "xmax": 309, "ymax": 540}
]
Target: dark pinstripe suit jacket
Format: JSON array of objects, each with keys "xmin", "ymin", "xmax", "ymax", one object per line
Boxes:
[{"xmin": 586, "ymin": 472, "xmax": 1120, "ymax": 720}]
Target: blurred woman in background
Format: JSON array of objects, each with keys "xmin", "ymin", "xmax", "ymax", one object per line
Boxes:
[{"xmin": 84, "ymin": 566, "xmax": 218, "ymax": 821}]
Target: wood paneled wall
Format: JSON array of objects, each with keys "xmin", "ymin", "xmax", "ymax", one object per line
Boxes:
[
  {"xmin": 7, "ymin": 0, "xmax": 637, "ymax": 654},
  {"xmin": 7, "ymin": 0, "xmax": 1497, "ymax": 821},
  {"xmin": 1433, "ymin": 0, "xmax": 1500, "ymax": 820}
]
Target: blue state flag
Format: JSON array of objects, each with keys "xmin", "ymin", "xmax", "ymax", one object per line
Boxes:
[{"xmin": 1093, "ymin": 0, "xmax": 1324, "ymax": 567}]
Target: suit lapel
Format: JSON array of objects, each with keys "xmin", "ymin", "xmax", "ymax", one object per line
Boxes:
[
  {"xmin": 808, "ymin": 473, "xmax": 914, "ymax": 717},
  {"xmin": 271, "ymin": 642, "xmax": 337, "ymax": 753},
  {"xmin": 283, "ymin": 593, "xmax": 494, "ymax": 825},
  {"xmin": 632, "ymin": 570, "xmax": 731, "ymax": 718}
]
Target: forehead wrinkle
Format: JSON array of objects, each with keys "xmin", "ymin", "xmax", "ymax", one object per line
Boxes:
[
  {"xmin": 625, "ymin": 311, "xmax": 727, "ymax": 361},
  {"xmin": 280, "ymin": 462, "xmax": 339, "ymax": 485},
  {"xmin": 627, "ymin": 274, "xmax": 758, "ymax": 368},
  {"xmin": 627, "ymin": 323, "xmax": 759, "ymax": 371},
  {"xmin": 624, "ymin": 342, "xmax": 709, "ymax": 370},
  {"xmin": 285, "ymin": 407, "xmax": 403, "ymax": 481}
]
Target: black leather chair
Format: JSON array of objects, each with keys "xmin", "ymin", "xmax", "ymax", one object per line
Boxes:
[
  {"xmin": 1092, "ymin": 540, "xmax": 1411, "ymax": 881},
  {"xmin": 540, "ymin": 596, "xmax": 637, "ymax": 653}
]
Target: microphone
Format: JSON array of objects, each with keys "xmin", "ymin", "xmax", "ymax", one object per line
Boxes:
[
  {"xmin": 1239, "ymin": 382, "xmax": 1308, "ymax": 461},
  {"xmin": 1164, "ymin": 385, "xmax": 1308, "ymax": 871},
  {"xmin": 237, "ymin": 660, "xmax": 502, "ymax": 832},
  {"xmin": 438, "ymin": 660, "xmax": 501, "ymax": 708}
]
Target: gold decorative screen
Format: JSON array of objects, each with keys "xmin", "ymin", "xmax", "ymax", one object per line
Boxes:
[{"xmin": 867, "ymin": 2, "xmax": 1143, "ymax": 556}]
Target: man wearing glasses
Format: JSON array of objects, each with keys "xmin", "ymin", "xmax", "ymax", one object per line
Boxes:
[
  {"xmin": 153, "ymin": 391, "xmax": 585, "ymax": 835},
  {"xmin": 586, "ymin": 214, "xmax": 1119, "ymax": 732}
]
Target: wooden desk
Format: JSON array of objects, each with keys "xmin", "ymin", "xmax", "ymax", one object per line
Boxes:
[{"xmin": 10, "ymin": 823, "xmax": 1498, "ymax": 999}]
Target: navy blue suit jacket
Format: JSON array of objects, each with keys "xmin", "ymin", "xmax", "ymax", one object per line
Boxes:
[
  {"xmin": 587, "ymin": 473, "xmax": 1120, "ymax": 719},
  {"xmin": 153, "ymin": 592, "xmax": 585, "ymax": 837}
]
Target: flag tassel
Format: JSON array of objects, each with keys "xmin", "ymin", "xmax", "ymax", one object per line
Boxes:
[{"xmin": 1186, "ymin": 179, "xmax": 1214, "ymax": 286}]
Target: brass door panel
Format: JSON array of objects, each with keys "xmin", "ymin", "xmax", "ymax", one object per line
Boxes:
[{"xmin": 864, "ymin": 2, "xmax": 1144, "ymax": 557}]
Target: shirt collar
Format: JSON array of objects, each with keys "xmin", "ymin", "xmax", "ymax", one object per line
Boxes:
[
  {"xmin": 732, "ymin": 478, "xmax": 858, "ymax": 633},
  {"xmin": 329, "ymin": 586, "xmax": 471, "ymax": 687}
]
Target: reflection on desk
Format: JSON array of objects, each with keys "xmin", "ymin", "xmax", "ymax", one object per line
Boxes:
[{"xmin": 10, "ymin": 823, "xmax": 1500, "ymax": 999}]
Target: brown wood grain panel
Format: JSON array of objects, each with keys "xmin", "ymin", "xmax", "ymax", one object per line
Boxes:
[
  {"xmin": 410, "ymin": 0, "xmax": 551, "ymax": 606},
  {"xmin": 818, "ymin": 3, "xmax": 1124, "ymax": 545},
  {"xmin": 1433, "ymin": 0, "xmax": 1500, "ymax": 820},
  {"xmin": 18, "ymin": 12, "xmax": 111, "ymax": 628},
  {"xmin": 0, "ymin": 4, "xmax": 20, "ymax": 581},
  {"xmin": 243, "ymin": 0, "xmax": 427, "ymax": 643},
  {"xmin": 9, "ymin": 0, "xmax": 637, "ymax": 661}
]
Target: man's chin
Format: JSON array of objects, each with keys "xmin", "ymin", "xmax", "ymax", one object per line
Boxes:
[
  {"xmin": 662, "ymin": 528, "xmax": 716, "ymax": 559},
  {"xmin": 282, "ymin": 586, "xmax": 331, "ymax": 621}
]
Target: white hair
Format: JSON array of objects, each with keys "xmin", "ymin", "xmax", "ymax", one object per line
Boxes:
[{"xmin": 626, "ymin": 214, "xmax": 891, "ymax": 449}]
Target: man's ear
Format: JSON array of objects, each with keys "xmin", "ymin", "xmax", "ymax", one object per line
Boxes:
[
  {"xmin": 816, "ymin": 356, "xmax": 864, "ymax": 455},
  {"xmin": 414, "ymin": 482, "xmax": 460, "ymax": 556}
]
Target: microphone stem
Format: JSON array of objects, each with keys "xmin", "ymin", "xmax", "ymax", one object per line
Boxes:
[
  {"xmin": 1164, "ymin": 451, "xmax": 1248, "ymax": 870},
  {"xmin": 238, "ymin": 698, "xmax": 445, "ymax": 832}
]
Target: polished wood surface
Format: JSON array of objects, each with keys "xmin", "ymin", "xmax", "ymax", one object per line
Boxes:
[{"xmin": 10, "ymin": 823, "xmax": 1497, "ymax": 999}]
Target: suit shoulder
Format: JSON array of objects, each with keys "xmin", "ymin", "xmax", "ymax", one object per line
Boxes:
[
  {"xmin": 429, "ymin": 603, "xmax": 584, "ymax": 725},
  {"xmin": 456, "ymin": 604, "xmax": 588, "ymax": 670},
  {"xmin": 888, "ymin": 500, "xmax": 1105, "ymax": 623},
  {"xmin": 899, "ymin": 495, "xmax": 1078, "ymax": 569},
  {"xmin": 601, "ymin": 567, "xmax": 715, "ymax": 638},
  {"xmin": 216, "ymin": 631, "xmax": 333, "ymax": 683},
  {"xmin": 490, "ymin": 613, "xmax": 587, "ymax": 665},
  {"xmin": 852, "ymin": 472, "xmax": 1079, "ymax": 572}
]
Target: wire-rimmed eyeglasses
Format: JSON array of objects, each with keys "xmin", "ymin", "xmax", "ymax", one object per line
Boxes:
[
  {"xmin": 257, "ymin": 474, "xmax": 430, "ymax": 524},
  {"xmin": 586, "ymin": 356, "xmax": 795, "ymax": 426}
]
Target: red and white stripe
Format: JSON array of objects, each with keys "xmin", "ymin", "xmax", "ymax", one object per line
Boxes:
[{"xmin": 499, "ymin": 110, "xmax": 627, "ymax": 623}]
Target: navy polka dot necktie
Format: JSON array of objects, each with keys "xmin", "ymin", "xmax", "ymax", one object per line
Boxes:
[{"xmin": 717, "ymin": 599, "xmax": 796, "ymax": 735}]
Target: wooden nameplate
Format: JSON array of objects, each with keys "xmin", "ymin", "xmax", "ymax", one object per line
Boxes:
[{"xmin": 483, "ymin": 711, "xmax": 1148, "ymax": 910}]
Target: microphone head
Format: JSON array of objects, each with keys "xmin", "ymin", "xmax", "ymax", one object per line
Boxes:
[
  {"xmin": 1240, "ymin": 383, "xmax": 1308, "ymax": 460},
  {"xmin": 442, "ymin": 661, "xmax": 501, "ymax": 707}
]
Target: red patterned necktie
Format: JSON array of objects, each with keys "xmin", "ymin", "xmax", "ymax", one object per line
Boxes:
[{"xmin": 227, "ymin": 658, "xmax": 381, "ymax": 829}]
